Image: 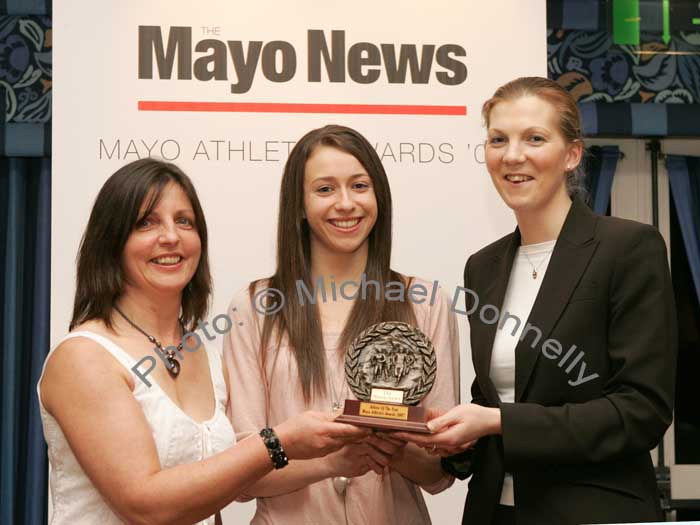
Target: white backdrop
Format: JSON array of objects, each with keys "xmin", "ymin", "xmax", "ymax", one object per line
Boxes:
[{"xmin": 52, "ymin": 1, "xmax": 545, "ymax": 522}]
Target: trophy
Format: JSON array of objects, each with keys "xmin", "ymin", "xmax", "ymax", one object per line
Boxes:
[{"xmin": 335, "ymin": 321, "xmax": 436, "ymax": 433}]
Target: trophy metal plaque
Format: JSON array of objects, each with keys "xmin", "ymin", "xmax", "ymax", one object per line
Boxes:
[{"xmin": 335, "ymin": 321, "xmax": 436, "ymax": 433}]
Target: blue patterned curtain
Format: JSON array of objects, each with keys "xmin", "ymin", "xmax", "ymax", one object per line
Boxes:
[
  {"xmin": 548, "ymin": 0, "xmax": 700, "ymax": 137},
  {"xmin": 667, "ymin": 155, "xmax": 700, "ymax": 303},
  {"xmin": 584, "ymin": 145, "xmax": 620, "ymax": 215},
  {"xmin": 0, "ymin": 9, "xmax": 51, "ymax": 525}
]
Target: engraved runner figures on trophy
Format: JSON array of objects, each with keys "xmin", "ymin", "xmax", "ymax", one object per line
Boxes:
[{"xmin": 336, "ymin": 322, "xmax": 436, "ymax": 433}]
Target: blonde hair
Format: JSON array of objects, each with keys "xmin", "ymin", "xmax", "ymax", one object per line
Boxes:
[{"xmin": 482, "ymin": 76, "xmax": 585, "ymax": 196}]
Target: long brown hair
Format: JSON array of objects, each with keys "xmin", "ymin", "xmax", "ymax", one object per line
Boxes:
[
  {"xmin": 482, "ymin": 76, "xmax": 585, "ymax": 196},
  {"xmin": 256, "ymin": 125, "xmax": 416, "ymax": 402},
  {"xmin": 71, "ymin": 158, "xmax": 211, "ymax": 331}
]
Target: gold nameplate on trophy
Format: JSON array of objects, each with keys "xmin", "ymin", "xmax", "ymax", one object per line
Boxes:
[
  {"xmin": 336, "ymin": 322, "xmax": 435, "ymax": 433},
  {"xmin": 359, "ymin": 402, "xmax": 409, "ymax": 420}
]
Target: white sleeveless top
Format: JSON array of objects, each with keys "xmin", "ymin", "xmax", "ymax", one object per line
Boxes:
[{"xmin": 37, "ymin": 331, "xmax": 236, "ymax": 525}]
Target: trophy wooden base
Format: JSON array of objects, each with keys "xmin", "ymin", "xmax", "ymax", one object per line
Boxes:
[{"xmin": 335, "ymin": 399, "xmax": 431, "ymax": 433}]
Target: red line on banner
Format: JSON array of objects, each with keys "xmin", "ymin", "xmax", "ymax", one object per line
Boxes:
[{"xmin": 138, "ymin": 100, "xmax": 467, "ymax": 116}]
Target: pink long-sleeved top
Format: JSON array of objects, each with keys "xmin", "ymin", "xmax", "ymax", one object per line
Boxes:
[{"xmin": 223, "ymin": 277, "xmax": 460, "ymax": 525}]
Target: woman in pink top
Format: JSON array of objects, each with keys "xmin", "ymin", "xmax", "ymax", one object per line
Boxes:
[{"xmin": 224, "ymin": 125, "xmax": 460, "ymax": 525}]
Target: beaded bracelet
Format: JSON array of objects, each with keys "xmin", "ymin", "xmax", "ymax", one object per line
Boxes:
[{"xmin": 259, "ymin": 427, "xmax": 289, "ymax": 469}]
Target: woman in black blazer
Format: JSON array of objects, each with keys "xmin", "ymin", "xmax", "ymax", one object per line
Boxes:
[{"xmin": 396, "ymin": 77, "xmax": 677, "ymax": 525}]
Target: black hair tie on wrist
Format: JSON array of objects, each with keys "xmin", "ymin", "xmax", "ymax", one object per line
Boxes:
[{"xmin": 260, "ymin": 427, "xmax": 289, "ymax": 469}]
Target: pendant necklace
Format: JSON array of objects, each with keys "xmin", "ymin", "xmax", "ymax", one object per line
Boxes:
[
  {"xmin": 327, "ymin": 352, "xmax": 347, "ymax": 412},
  {"xmin": 114, "ymin": 305, "xmax": 184, "ymax": 378},
  {"xmin": 522, "ymin": 250, "xmax": 552, "ymax": 280},
  {"xmin": 328, "ymin": 351, "xmax": 351, "ymax": 496}
]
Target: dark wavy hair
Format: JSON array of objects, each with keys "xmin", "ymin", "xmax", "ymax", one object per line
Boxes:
[
  {"xmin": 255, "ymin": 125, "xmax": 416, "ymax": 402},
  {"xmin": 70, "ymin": 158, "xmax": 211, "ymax": 331}
]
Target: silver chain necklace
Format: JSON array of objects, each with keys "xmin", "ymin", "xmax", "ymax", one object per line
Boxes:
[
  {"xmin": 522, "ymin": 250, "xmax": 552, "ymax": 280},
  {"xmin": 327, "ymin": 353, "xmax": 347, "ymax": 411},
  {"xmin": 328, "ymin": 351, "xmax": 351, "ymax": 496}
]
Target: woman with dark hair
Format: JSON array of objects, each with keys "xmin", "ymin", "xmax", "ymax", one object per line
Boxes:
[
  {"xmin": 224, "ymin": 125, "xmax": 460, "ymax": 524},
  {"xmin": 38, "ymin": 158, "xmax": 369, "ymax": 525},
  {"xmin": 396, "ymin": 77, "xmax": 677, "ymax": 525}
]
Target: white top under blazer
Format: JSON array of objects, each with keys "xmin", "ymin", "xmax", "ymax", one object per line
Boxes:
[
  {"xmin": 489, "ymin": 240, "xmax": 555, "ymax": 506},
  {"xmin": 37, "ymin": 331, "xmax": 236, "ymax": 525}
]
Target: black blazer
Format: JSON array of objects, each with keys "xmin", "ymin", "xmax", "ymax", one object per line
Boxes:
[{"xmin": 445, "ymin": 197, "xmax": 677, "ymax": 525}]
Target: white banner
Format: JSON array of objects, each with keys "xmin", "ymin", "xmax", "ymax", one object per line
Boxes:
[{"xmin": 53, "ymin": 1, "xmax": 545, "ymax": 521}]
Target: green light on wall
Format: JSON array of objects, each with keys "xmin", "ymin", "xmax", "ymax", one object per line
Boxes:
[
  {"xmin": 663, "ymin": 0, "xmax": 670, "ymax": 43},
  {"xmin": 613, "ymin": 0, "xmax": 640, "ymax": 45}
]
